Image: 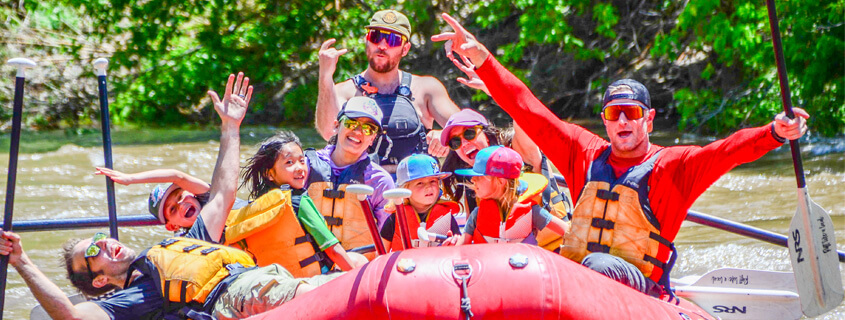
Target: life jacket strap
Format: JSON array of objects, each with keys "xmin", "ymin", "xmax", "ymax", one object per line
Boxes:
[
  {"xmin": 294, "ymin": 235, "xmax": 309, "ymax": 245},
  {"xmin": 649, "ymin": 232, "xmax": 672, "ymax": 247},
  {"xmin": 324, "ymin": 216, "xmax": 343, "ymax": 226},
  {"xmin": 159, "ymin": 238, "xmax": 179, "ymax": 248},
  {"xmin": 182, "ymin": 244, "xmax": 201, "ymax": 253},
  {"xmin": 298, "ymin": 252, "xmax": 325, "ymax": 268},
  {"xmin": 323, "ymin": 189, "xmax": 345, "ymax": 199},
  {"xmin": 199, "ymin": 247, "xmax": 219, "ymax": 255},
  {"xmin": 596, "ymin": 189, "xmax": 619, "ymax": 201},
  {"xmin": 591, "ymin": 217, "xmax": 615, "ymax": 229},
  {"xmin": 587, "ymin": 242, "xmax": 611, "ymax": 253}
]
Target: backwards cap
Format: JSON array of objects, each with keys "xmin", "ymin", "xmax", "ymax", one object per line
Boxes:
[{"xmin": 602, "ymin": 79, "xmax": 651, "ymax": 110}]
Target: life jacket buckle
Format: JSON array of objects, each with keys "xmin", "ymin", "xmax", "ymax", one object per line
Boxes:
[{"xmin": 323, "ymin": 189, "xmax": 345, "ymax": 199}]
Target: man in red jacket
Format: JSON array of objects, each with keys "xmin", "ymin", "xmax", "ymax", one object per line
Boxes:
[{"xmin": 432, "ymin": 13, "xmax": 809, "ymax": 296}]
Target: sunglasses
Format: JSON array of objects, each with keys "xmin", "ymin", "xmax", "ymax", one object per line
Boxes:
[
  {"xmin": 366, "ymin": 29, "xmax": 406, "ymax": 47},
  {"xmin": 448, "ymin": 126, "xmax": 483, "ymax": 150},
  {"xmin": 340, "ymin": 116, "xmax": 379, "ymax": 136},
  {"xmin": 602, "ymin": 104, "xmax": 647, "ymax": 121},
  {"xmin": 84, "ymin": 232, "xmax": 108, "ymax": 279}
]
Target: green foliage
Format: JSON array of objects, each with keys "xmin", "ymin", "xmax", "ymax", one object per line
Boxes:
[{"xmin": 0, "ymin": 0, "xmax": 842, "ymax": 137}]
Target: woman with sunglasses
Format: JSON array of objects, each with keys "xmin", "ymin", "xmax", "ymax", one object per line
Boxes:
[
  {"xmin": 304, "ymin": 96, "xmax": 395, "ymax": 255},
  {"xmin": 439, "ymin": 109, "xmax": 572, "ymax": 252},
  {"xmin": 433, "ymin": 13, "xmax": 809, "ymax": 297},
  {"xmin": 315, "ymin": 9, "xmax": 461, "ymax": 173}
]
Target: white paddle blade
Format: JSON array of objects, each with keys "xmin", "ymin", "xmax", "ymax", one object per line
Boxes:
[
  {"xmin": 383, "ymin": 188, "xmax": 412, "ymax": 201},
  {"xmin": 345, "ymin": 184, "xmax": 374, "ymax": 201},
  {"xmin": 417, "ymin": 227, "xmax": 446, "ymax": 242},
  {"xmin": 675, "ymin": 286, "xmax": 801, "ymax": 320},
  {"xmin": 788, "ymin": 188, "xmax": 844, "ymax": 317},
  {"xmin": 7, "ymin": 58, "xmax": 36, "ymax": 77},
  {"xmin": 93, "ymin": 58, "xmax": 109, "ymax": 76}
]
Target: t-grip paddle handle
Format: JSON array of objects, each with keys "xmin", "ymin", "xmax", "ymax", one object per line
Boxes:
[
  {"xmin": 417, "ymin": 227, "xmax": 447, "ymax": 243},
  {"xmin": 93, "ymin": 58, "xmax": 109, "ymax": 77},
  {"xmin": 383, "ymin": 188, "xmax": 413, "ymax": 250},
  {"xmin": 345, "ymin": 184, "xmax": 385, "ymax": 255},
  {"xmin": 7, "ymin": 58, "xmax": 36, "ymax": 77}
]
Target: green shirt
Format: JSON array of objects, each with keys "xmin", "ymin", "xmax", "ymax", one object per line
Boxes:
[{"xmin": 295, "ymin": 192, "xmax": 339, "ymax": 251}]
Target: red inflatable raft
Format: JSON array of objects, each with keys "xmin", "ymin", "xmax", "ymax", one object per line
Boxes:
[{"xmin": 248, "ymin": 243, "xmax": 713, "ymax": 319}]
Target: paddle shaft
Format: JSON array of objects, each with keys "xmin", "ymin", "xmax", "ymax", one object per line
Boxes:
[
  {"xmin": 0, "ymin": 74, "xmax": 27, "ymax": 320},
  {"xmin": 765, "ymin": 0, "xmax": 805, "ymax": 187},
  {"xmin": 395, "ymin": 203, "xmax": 413, "ymax": 250},
  {"xmin": 96, "ymin": 73, "xmax": 120, "ymax": 240},
  {"xmin": 358, "ymin": 199, "xmax": 387, "ymax": 255},
  {"xmin": 686, "ymin": 211, "xmax": 845, "ymax": 262}
]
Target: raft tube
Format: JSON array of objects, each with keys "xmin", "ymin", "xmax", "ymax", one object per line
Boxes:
[{"xmin": 248, "ymin": 243, "xmax": 713, "ymax": 319}]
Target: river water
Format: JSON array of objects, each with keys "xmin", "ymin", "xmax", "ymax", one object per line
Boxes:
[{"xmin": 0, "ymin": 126, "xmax": 842, "ymax": 319}]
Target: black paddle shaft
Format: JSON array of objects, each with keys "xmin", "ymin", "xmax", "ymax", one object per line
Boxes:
[
  {"xmin": 765, "ymin": 0, "xmax": 806, "ymax": 189},
  {"xmin": 0, "ymin": 75, "xmax": 27, "ymax": 319},
  {"xmin": 97, "ymin": 74, "xmax": 119, "ymax": 240}
]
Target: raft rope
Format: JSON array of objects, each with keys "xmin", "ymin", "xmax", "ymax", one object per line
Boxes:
[{"xmin": 452, "ymin": 262, "xmax": 474, "ymax": 319}]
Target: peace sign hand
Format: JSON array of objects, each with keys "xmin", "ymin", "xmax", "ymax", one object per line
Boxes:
[
  {"xmin": 208, "ymin": 72, "xmax": 252, "ymax": 126},
  {"xmin": 431, "ymin": 13, "xmax": 491, "ymax": 68}
]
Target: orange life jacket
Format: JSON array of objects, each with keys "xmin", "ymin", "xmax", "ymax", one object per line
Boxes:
[
  {"xmin": 560, "ymin": 148, "xmax": 672, "ymax": 282},
  {"xmin": 390, "ymin": 201, "xmax": 460, "ymax": 251},
  {"xmin": 304, "ymin": 149, "xmax": 374, "ymax": 251},
  {"xmin": 223, "ymin": 188, "xmax": 325, "ymax": 277}
]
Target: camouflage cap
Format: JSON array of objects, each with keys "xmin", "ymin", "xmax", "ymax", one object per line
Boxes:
[{"xmin": 366, "ymin": 9, "xmax": 411, "ymax": 39}]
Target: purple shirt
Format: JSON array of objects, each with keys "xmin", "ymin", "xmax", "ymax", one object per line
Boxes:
[{"xmin": 316, "ymin": 145, "xmax": 395, "ymax": 229}]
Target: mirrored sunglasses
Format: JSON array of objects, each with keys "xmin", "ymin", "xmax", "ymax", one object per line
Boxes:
[
  {"xmin": 603, "ymin": 104, "xmax": 646, "ymax": 121},
  {"xmin": 448, "ymin": 126, "xmax": 483, "ymax": 151},
  {"xmin": 85, "ymin": 232, "xmax": 108, "ymax": 279},
  {"xmin": 340, "ymin": 116, "xmax": 379, "ymax": 136},
  {"xmin": 366, "ymin": 29, "xmax": 406, "ymax": 47}
]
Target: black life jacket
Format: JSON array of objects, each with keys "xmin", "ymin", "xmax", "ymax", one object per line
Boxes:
[{"xmin": 352, "ymin": 71, "xmax": 427, "ymax": 165}]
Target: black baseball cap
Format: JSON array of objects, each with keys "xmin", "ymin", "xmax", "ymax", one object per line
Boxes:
[{"xmin": 602, "ymin": 79, "xmax": 651, "ymax": 110}]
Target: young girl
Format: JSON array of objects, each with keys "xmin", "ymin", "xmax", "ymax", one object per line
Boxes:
[
  {"xmin": 238, "ymin": 130, "xmax": 367, "ymax": 275},
  {"xmin": 447, "ymin": 146, "xmax": 568, "ymax": 246},
  {"xmin": 379, "ymin": 154, "xmax": 461, "ymax": 251}
]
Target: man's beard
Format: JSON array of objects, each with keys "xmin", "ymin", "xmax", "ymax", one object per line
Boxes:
[{"xmin": 368, "ymin": 50, "xmax": 400, "ymax": 73}]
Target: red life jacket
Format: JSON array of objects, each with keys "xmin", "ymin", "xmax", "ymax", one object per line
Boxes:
[
  {"xmin": 390, "ymin": 201, "xmax": 460, "ymax": 252},
  {"xmin": 471, "ymin": 173, "xmax": 547, "ymax": 244}
]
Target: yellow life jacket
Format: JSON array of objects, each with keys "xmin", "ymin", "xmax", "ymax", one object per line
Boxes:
[
  {"xmin": 304, "ymin": 149, "xmax": 374, "ymax": 251},
  {"xmin": 390, "ymin": 201, "xmax": 460, "ymax": 251},
  {"xmin": 223, "ymin": 188, "xmax": 324, "ymax": 278},
  {"xmin": 535, "ymin": 155, "xmax": 572, "ymax": 252},
  {"xmin": 472, "ymin": 173, "xmax": 548, "ymax": 244},
  {"xmin": 137, "ymin": 237, "xmax": 256, "ymax": 306},
  {"xmin": 560, "ymin": 148, "xmax": 672, "ymax": 282}
]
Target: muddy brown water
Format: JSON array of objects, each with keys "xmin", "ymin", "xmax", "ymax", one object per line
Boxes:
[{"xmin": 0, "ymin": 127, "xmax": 842, "ymax": 319}]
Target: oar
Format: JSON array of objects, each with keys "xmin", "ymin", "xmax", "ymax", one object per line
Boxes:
[
  {"xmin": 765, "ymin": 0, "xmax": 844, "ymax": 316},
  {"xmin": 93, "ymin": 58, "xmax": 119, "ymax": 240},
  {"xmin": 0, "ymin": 58, "xmax": 36, "ymax": 320},
  {"xmin": 383, "ymin": 188, "xmax": 413, "ymax": 250},
  {"xmin": 346, "ymin": 184, "xmax": 386, "ymax": 255},
  {"xmin": 685, "ymin": 210, "xmax": 845, "ymax": 262},
  {"xmin": 672, "ymin": 268, "xmax": 802, "ymax": 320}
]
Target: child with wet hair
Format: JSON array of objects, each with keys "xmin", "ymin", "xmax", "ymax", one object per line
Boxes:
[
  {"xmin": 445, "ymin": 146, "xmax": 568, "ymax": 246},
  {"xmin": 239, "ymin": 130, "xmax": 367, "ymax": 273},
  {"xmin": 379, "ymin": 154, "xmax": 462, "ymax": 251}
]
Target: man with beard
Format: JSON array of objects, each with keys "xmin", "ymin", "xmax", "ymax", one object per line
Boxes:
[{"xmin": 315, "ymin": 9, "xmax": 460, "ymax": 173}]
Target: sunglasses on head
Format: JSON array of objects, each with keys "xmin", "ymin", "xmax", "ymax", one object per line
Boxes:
[
  {"xmin": 602, "ymin": 104, "xmax": 647, "ymax": 121},
  {"xmin": 366, "ymin": 28, "xmax": 406, "ymax": 47},
  {"xmin": 448, "ymin": 125, "xmax": 483, "ymax": 150},
  {"xmin": 340, "ymin": 116, "xmax": 379, "ymax": 136},
  {"xmin": 84, "ymin": 232, "xmax": 108, "ymax": 279}
]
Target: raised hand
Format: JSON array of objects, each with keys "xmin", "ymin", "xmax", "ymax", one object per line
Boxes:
[
  {"xmin": 95, "ymin": 167, "xmax": 134, "ymax": 185},
  {"xmin": 431, "ymin": 13, "xmax": 490, "ymax": 68},
  {"xmin": 319, "ymin": 39, "xmax": 348, "ymax": 80},
  {"xmin": 773, "ymin": 107, "xmax": 810, "ymax": 141},
  {"xmin": 208, "ymin": 72, "xmax": 252, "ymax": 126},
  {"xmin": 448, "ymin": 50, "xmax": 490, "ymax": 94}
]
